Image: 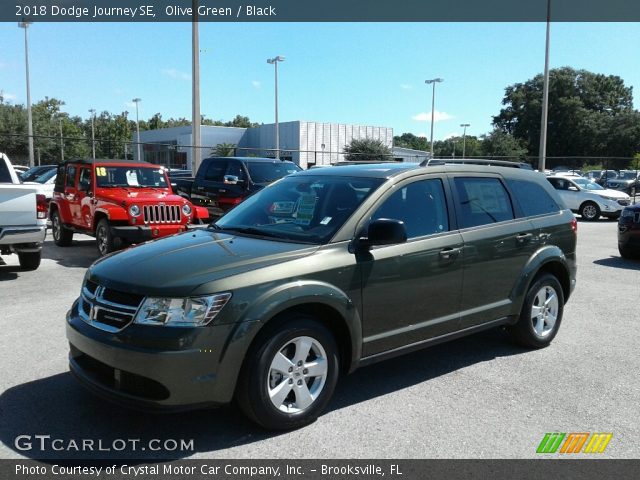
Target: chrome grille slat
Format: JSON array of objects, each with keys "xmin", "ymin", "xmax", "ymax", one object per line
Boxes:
[
  {"xmin": 79, "ymin": 283, "xmax": 143, "ymax": 332},
  {"xmin": 142, "ymin": 204, "xmax": 181, "ymax": 224}
]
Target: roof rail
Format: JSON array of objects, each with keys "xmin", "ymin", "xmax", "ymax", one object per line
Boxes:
[
  {"xmin": 419, "ymin": 158, "xmax": 533, "ymax": 170},
  {"xmin": 61, "ymin": 158, "xmax": 152, "ymax": 166}
]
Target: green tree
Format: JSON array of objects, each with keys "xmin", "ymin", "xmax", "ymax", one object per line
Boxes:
[
  {"xmin": 343, "ymin": 138, "xmax": 392, "ymax": 161},
  {"xmin": 493, "ymin": 67, "xmax": 637, "ymax": 156},
  {"xmin": 480, "ymin": 129, "xmax": 528, "ymax": 159},
  {"xmin": 211, "ymin": 143, "xmax": 236, "ymax": 157},
  {"xmin": 433, "ymin": 135, "xmax": 483, "ymax": 158},
  {"xmin": 393, "ymin": 133, "xmax": 430, "ymax": 151}
]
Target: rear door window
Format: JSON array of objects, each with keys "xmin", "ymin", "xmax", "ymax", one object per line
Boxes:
[
  {"xmin": 453, "ymin": 177, "xmax": 514, "ymax": 228},
  {"xmin": 506, "ymin": 179, "xmax": 560, "ymax": 217},
  {"xmin": 66, "ymin": 166, "xmax": 77, "ymax": 188}
]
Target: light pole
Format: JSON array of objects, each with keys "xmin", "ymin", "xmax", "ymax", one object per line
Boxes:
[
  {"xmin": 19, "ymin": 21, "xmax": 34, "ymax": 167},
  {"xmin": 539, "ymin": 0, "xmax": 551, "ymax": 172},
  {"xmin": 192, "ymin": 0, "xmax": 201, "ymax": 173},
  {"xmin": 425, "ymin": 78, "xmax": 443, "ymax": 159},
  {"xmin": 267, "ymin": 56, "xmax": 285, "ymax": 160},
  {"xmin": 88, "ymin": 109, "xmax": 96, "ymax": 159},
  {"xmin": 460, "ymin": 123, "xmax": 470, "ymax": 158},
  {"xmin": 132, "ymin": 98, "xmax": 141, "ymax": 161},
  {"xmin": 59, "ymin": 117, "xmax": 64, "ymax": 162}
]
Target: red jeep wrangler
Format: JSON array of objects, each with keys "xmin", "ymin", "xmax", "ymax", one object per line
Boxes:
[{"xmin": 49, "ymin": 159, "xmax": 208, "ymax": 255}]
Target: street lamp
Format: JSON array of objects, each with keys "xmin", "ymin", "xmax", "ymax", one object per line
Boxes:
[
  {"xmin": 132, "ymin": 98, "xmax": 141, "ymax": 161},
  {"xmin": 267, "ymin": 55, "xmax": 285, "ymax": 160},
  {"xmin": 19, "ymin": 21, "xmax": 34, "ymax": 167},
  {"xmin": 460, "ymin": 123, "xmax": 470, "ymax": 158},
  {"xmin": 425, "ymin": 78, "xmax": 443, "ymax": 159},
  {"xmin": 88, "ymin": 109, "xmax": 96, "ymax": 159},
  {"xmin": 538, "ymin": 0, "xmax": 552, "ymax": 172}
]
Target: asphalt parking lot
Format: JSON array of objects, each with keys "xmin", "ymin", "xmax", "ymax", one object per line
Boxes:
[{"xmin": 0, "ymin": 220, "xmax": 638, "ymax": 460}]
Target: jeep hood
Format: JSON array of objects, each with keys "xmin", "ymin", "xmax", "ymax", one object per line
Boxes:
[
  {"xmin": 88, "ymin": 228, "xmax": 318, "ymax": 296},
  {"xmin": 97, "ymin": 188, "xmax": 186, "ymax": 204}
]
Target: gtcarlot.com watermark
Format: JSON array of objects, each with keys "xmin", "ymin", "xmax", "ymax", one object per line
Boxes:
[{"xmin": 14, "ymin": 435, "xmax": 194, "ymax": 453}]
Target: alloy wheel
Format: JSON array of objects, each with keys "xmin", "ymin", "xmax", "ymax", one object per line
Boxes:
[{"xmin": 530, "ymin": 285, "xmax": 559, "ymax": 338}]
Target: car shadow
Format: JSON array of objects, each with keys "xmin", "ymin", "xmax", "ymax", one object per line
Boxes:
[
  {"xmin": 593, "ymin": 256, "xmax": 640, "ymax": 270},
  {"xmin": 0, "ymin": 328, "xmax": 526, "ymax": 460},
  {"xmin": 42, "ymin": 238, "xmax": 99, "ymax": 269},
  {"xmin": 0, "ymin": 266, "xmax": 19, "ymax": 281}
]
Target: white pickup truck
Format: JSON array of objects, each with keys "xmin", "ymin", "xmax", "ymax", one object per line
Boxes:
[{"xmin": 0, "ymin": 153, "xmax": 48, "ymax": 270}]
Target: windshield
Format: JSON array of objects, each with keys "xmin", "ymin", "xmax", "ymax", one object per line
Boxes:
[
  {"xmin": 573, "ymin": 178, "xmax": 604, "ymax": 190},
  {"xmin": 95, "ymin": 166, "xmax": 169, "ymax": 188},
  {"xmin": 33, "ymin": 169, "xmax": 57, "ymax": 183},
  {"xmin": 619, "ymin": 171, "xmax": 639, "ymax": 180},
  {"xmin": 247, "ymin": 162, "xmax": 301, "ymax": 184},
  {"xmin": 214, "ymin": 175, "xmax": 384, "ymax": 244}
]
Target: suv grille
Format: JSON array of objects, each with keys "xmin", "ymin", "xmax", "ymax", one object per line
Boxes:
[
  {"xmin": 143, "ymin": 204, "xmax": 182, "ymax": 224},
  {"xmin": 79, "ymin": 280, "xmax": 144, "ymax": 332}
]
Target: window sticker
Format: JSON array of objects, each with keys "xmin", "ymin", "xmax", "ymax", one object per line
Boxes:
[
  {"xmin": 270, "ymin": 201, "xmax": 295, "ymax": 214},
  {"xmin": 294, "ymin": 194, "xmax": 317, "ymax": 225},
  {"xmin": 320, "ymin": 216, "xmax": 332, "ymax": 225},
  {"xmin": 96, "ymin": 167, "xmax": 107, "ymax": 177}
]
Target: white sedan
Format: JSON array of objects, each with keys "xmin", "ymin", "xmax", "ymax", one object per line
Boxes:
[{"xmin": 546, "ymin": 176, "xmax": 631, "ymax": 221}]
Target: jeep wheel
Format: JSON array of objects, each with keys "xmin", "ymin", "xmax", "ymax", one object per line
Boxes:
[
  {"xmin": 579, "ymin": 201, "xmax": 600, "ymax": 221},
  {"xmin": 237, "ymin": 315, "xmax": 339, "ymax": 430},
  {"xmin": 18, "ymin": 251, "xmax": 41, "ymax": 271},
  {"xmin": 509, "ymin": 274, "xmax": 564, "ymax": 349},
  {"xmin": 52, "ymin": 210, "xmax": 73, "ymax": 246},
  {"xmin": 95, "ymin": 219, "xmax": 115, "ymax": 256}
]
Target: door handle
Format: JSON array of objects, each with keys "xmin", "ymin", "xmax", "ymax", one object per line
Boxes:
[
  {"xmin": 439, "ymin": 247, "xmax": 461, "ymax": 259},
  {"xmin": 516, "ymin": 233, "xmax": 533, "ymax": 244}
]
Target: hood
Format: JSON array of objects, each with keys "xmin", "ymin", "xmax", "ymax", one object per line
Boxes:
[
  {"xmin": 590, "ymin": 189, "xmax": 630, "ymax": 200},
  {"xmin": 88, "ymin": 228, "xmax": 318, "ymax": 297},
  {"xmin": 96, "ymin": 187, "xmax": 186, "ymax": 204}
]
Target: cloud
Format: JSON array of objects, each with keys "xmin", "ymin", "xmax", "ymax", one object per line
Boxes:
[
  {"xmin": 161, "ymin": 68, "xmax": 190, "ymax": 81},
  {"xmin": 400, "ymin": 84, "xmax": 413, "ymax": 90},
  {"xmin": 1, "ymin": 92, "xmax": 16, "ymax": 101},
  {"xmin": 251, "ymin": 80, "xmax": 261, "ymax": 89},
  {"xmin": 124, "ymin": 101, "xmax": 136, "ymax": 108},
  {"xmin": 417, "ymin": 132, "xmax": 428, "ymax": 138},
  {"xmin": 412, "ymin": 110, "xmax": 454, "ymax": 122},
  {"xmin": 443, "ymin": 132, "xmax": 458, "ymax": 139}
]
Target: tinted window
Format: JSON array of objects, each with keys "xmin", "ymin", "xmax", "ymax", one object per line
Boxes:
[
  {"xmin": 0, "ymin": 160, "xmax": 11, "ymax": 183},
  {"xmin": 79, "ymin": 168, "xmax": 92, "ymax": 188},
  {"xmin": 247, "ymin": 161, "xmax": 301, "ymax": 184},
  {"xmin": 506, "ymin": 179, "xmax": 560, "ymax": 217},
  {"xmin": 372, "ymin": 179, "xmax": 449, "ymax": 239},
  {"xmin": 454, "ymin": 177, "xmax": 514, "ymax": 228},
  {"xmin": 66, "ymin": 166, "xmax": 77, "ymax": 188},
  {"xmin": 204, "ymin": 160, "xmax": 228, "ymax": 182},
  {"xmin": 226, "ymin": 162, "xmax": 246, "ymax": 181}
]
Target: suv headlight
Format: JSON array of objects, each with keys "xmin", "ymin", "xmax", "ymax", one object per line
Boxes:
[
  {"xmin": 182, "ymin": 203, "xmax": 192, "ymax": 216},
  {"xmin": 134, "ymin": 293, "xmax": 232, "ymax": 327},
  {"xmin": 129, "ymin": 204, "xmax": 141, "ymax": 217}
]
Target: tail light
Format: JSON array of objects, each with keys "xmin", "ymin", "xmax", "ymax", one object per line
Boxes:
[
  {"xmin": 36, "ymin": 194, "xmax": 47, "ymax": 219},
  {"xmin": 570, "ymin": 217, "xmax": 577, "ymax": 234}
]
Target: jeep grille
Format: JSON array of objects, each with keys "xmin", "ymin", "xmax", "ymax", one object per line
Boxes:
[{"xmin": 143, "ymin": 204, "xmax": 182, "ymax": 224}]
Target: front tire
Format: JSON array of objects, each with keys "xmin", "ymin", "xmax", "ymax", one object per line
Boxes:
[
  {"xmin": 51, "ymin": 210, "xmax": 73, "ymax": 246},
  {"xmin": 619, "ymin": 245, "xmax": 637, "ymax": 259},
  {"xmin": 18, "ymin": 251, "xmax": 41, "ymax": 271},
  {"xmin": 95, "ymin": 219, "xmax": 115, "ymax": 256},
  {"xmin": 579, "ymin": 201, "xmax": 601, "ymax": 221},
  {"xmin": 509, "ymin": 273, "xmax": 564, "ymax": 349},
  {"xmin": 237, "ymin": 315, "xmax": 339, "ymax": 430}
]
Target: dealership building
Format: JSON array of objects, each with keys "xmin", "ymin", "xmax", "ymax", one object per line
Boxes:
[{"xmin": 134, "ymin": 121, "xmax": 427, "ymax": 170}]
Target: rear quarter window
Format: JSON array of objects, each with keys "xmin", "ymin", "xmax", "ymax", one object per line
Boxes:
[
  {"xmin": 506, "ymin": 179, "xmax": 560, "ymax": 217},
  {"xmin": 453, "ymin": 177, "xmax": 515, "ymax": 228}
]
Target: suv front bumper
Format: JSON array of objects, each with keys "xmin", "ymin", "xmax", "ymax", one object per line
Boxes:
[
  {"xmin": 111, "ymin": 225, "xmax": 187, "ymax": 243},
  {"xmin": 66, "ymin": 302, "xmax": 249, "ymax": 410}
]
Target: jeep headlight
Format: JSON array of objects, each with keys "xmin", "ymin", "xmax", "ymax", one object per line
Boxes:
[
  {"xmin": 129, "ymin": 204, "xmax": 141, "ymax": 217},
  {"xmin": 134, "ymin": 293, "xmax": 232, "ymax": 327},
  {"xmin": 182, "ymin": 203, "xmax": 192, "ymax": 216}
]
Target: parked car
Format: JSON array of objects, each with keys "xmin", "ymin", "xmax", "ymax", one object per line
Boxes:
[
  {"xmin": 595, "ymin": 170, "xmax": 618, "ymax": 187},
  {"xmin": 12, "ymin": 165, "xmax": 29, "ymax": 176},
  {"xmin": 618, "ymin": 204, "xmax": 640, "ymax": 258},
  {"xmin": 175, "ymin": 157, "xmax": 301, "ymax": 217},
  {"xmin": 20, "ymin": 164, "xmax": 57, "ymax": 182},
  {"xmin": 67, "ymin": 162, "xmax": 577, "ymax": 429},
  {"xmin": 167, "ymin": 168, "xmax": 193, "ymax": 193},
  {"xmin": 606, "ymin": 170, "xmax": 640, "ymax": 196},
  {"xmin": 48, "ymin": 159, "xmax": 208, "ymax": 256},
  {"xmin": 546, "ymin": 176, "xmax": 631, "ymax": 221},
  {"xmin": 0, "ymin": 153, "xmax": 47, "ymax": 270},
  {"xmin": 24, "ymin": 168, "xmax": 57, "ymax": 202}
]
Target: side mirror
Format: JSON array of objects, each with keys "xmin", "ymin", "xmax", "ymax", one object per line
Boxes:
[
  {"xmin": 357, "ymin": 218, "xmax": 407, "ymax": 250},
  {"xmin": 568, "ymin": 185, "xmax": 579, "ymax": 192},
  {"xmin": 224, "ymin": 175, "xmax": 243, "ymax": 185}
]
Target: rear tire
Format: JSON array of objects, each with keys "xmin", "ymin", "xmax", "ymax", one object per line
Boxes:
[
  {"xmin": 579, "ymin": 201, "xmax": 600, "ymax": 221},
  {"xmin": 51, "ymin": 210, "xmax": 73, "ymax": 246},
  {"xmin": 619, "ymin": 245, "xmax": 637, "ymax": 259},
  {"xmin": 236, "ymin": 315, "xmax": 339, "ymax": 430},
  {"xmin": 509, "ymin": 274, "xmax": 564, "ymax": 349},
  {"xmin": 95, "ymin": 219, "xmax": 115, "ymax": 256},
  {"xmin": 18, "ymin": 251, "xmax": 41, "ymax": 271}
]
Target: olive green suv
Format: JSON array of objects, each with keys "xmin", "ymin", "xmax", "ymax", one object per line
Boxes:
[{"xmin": 66, "ymin": 162, "xmax": 577, "ymax": 429}]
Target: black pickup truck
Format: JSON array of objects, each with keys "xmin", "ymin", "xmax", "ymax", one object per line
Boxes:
[{"xmin": 175, "ymin": 157, "xmax": 301, "ymax": 217}]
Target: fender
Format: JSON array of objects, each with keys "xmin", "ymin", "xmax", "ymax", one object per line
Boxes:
[
  {"xmin": 212, "ymin": 280, "xmax": 363, "ymax": 402},
  {"xmin": 96, "ymin": 205, "xmax": 128, "ymax": 222},
  {"xmin": 509, "ymin": 245, "xmax": 571, "ymax": 317},
  {"xmin": 192, "ymin": 205, "xmax": 209, "ymax": 222}
]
